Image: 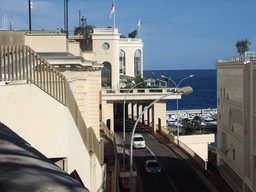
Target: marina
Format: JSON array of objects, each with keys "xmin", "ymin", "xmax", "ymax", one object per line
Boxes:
[{"xmin": 166, "ymin": 108, "xmax": 218, "ymax": 148}]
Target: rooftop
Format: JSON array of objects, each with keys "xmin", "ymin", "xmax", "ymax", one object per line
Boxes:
[{"xmin": 217, "ymin": 52, "xmax": 256, "ymax": 63}]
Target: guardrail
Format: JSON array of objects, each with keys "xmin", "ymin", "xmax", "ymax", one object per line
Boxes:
[
  {"xmin": 160, "ymin": 126, "xmax": 207, "ymax": 169},
  {"xmin": 0, "ymin": 45, "xmax": 103, "ymax": 165}
]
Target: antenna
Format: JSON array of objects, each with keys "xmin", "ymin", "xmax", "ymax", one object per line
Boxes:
[{"xmin": 64, "ymin": 0, "xmax": 68, "ymax": 38}]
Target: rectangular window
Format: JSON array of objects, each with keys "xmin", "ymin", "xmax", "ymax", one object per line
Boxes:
[{"xmin": 233, "ymin": 149, "xmax": 236, "ymax": 161}]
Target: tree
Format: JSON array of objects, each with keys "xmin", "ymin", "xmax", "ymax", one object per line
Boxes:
[
  {"xmin": 236, "ymin": 39, "xmax": 251, "ymax": 56},
  {"xmin": 128, "ymin": 29, "xmax": 137, "ymax": 38},
  {"xmin": 134, "ymin": 74, "xmax": 147, "ymax": 88},
  {"xmin": 162, "ymin": 76, "xmax": 171, "ymax": 87}
]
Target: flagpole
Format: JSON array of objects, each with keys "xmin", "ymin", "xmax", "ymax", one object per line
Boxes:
[
  {"xmin": 114, "ymin": 0, "xmax": 115, "ymax": 29},
  {"xmin": 138, "ymin": 19, "xmax": 141, "ymax": 39}
]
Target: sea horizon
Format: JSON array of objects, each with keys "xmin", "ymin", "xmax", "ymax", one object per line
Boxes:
[{"xmin": 143, "ymin": 69, "xmax": 217, "ymax": 111}]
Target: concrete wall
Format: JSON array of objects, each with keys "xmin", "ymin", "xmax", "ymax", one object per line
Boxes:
[
  {"xmin": 69, "ymin": 41, "xmax": 82, "ymax": 56},
  {"xmin": 25, "ymin": 34, "xmax": 67, "ymax": 52},
  {"xmin": 153, "ymin": 101, "xmax": 167, "ymax": 131},
  {"xmin": 178, "ymin": 134, "xmax": 215, "ymax": 162},
  {"xmin": 101, "ymin": 100, "xmax": 114, "ymax": 132},
  {"xmin": 216, "ymin": 61, "xmax": 256, "ymax": 192},
  {"xmin": 61, "ymin": 69, "xmax": 102, "ymax": 139},
  {"xmin": 0, "ymin": 84, "xmax": 103, "ymax": 191},
  {"xmin": 0, "ymin": 31, "xmax": 26, "ymax": 45}
]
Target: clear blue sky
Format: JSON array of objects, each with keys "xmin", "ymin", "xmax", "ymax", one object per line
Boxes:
[{"xmin": 1, "ymin": 0, "xmax": 256, "ymax": 70}]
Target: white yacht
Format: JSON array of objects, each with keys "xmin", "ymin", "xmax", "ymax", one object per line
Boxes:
[{"xmin": 202, "ymin": 117, "xmax": 217, "ymax": 129}]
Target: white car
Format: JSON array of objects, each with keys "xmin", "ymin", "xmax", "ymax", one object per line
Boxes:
[
  {"xmin": 133, "ymin": 134, "xmax": 145, "ymax": 149},
  {"xmin": 145, "ymin": 160, "xmax": 161, "ymax": 173}
]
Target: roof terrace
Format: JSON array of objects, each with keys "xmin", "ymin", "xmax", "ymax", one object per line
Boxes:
[{"xmin": 217, "ymin": 52, "xmax": 256, "ymax": 63}]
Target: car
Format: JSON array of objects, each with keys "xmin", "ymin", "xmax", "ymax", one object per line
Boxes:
[
  {"xmin": 145, "ymin": 160, "xmax": 161, "ymax": 173},
  {"xmin": 133, "ymin": 133, "xmax": 145, "ymax": 149}
]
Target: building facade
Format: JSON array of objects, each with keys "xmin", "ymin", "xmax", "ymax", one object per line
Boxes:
[
  {"xmin": 216, "ymin": 58, "xmax": 256, "ymax": 192},
  {"xmin": 0, "ymin": 28, "xmax": 182, "ymax": 191}
]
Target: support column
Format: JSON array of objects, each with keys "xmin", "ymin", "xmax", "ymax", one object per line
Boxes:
[
  {"xmin": 142, "ymin": 104, "xmax": 145, "ymax": 124},
  {"xmin": 138, "ymin": 104, "xmax": 143, "ymax": 123},
  {"xmin": 136, "ymin": 103, "xmax": 139, "ymax": 121},
  {"xmin": 128, "ymin": 103, "xmax": 132, "ymax": 119},
  {"xmin": 131, "ymin": 103, "xmax": 134, "ymax": 120}
]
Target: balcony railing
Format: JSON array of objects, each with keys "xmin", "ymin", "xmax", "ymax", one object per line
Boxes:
[
  {"xmin": 0, "ymin": 45, "xmax": 103, "ymax": 164},
  {"xmin": 217, "ymin": 51, "xmax": 256, "ymax": 63},
  {"xmin": 102, "ymin": 88, "xmax": 174, "ymax": 94}
]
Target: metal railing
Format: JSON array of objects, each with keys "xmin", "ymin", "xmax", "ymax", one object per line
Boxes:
[
  {"xmin": 102, "ymin": 87, "xmax": 174, "ymax": 94},
  {"xmin": 217, "ymin": 51, "xmax": 256, "ymax": 63},
  {"xmin": 0, "ymin": 45, "xmax": 103, "ymax": 164}
]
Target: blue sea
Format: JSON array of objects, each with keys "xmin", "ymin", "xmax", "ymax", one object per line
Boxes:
[
  {"xmin": 144, "ymin": 69, "xmax": 217, "ymax": 148},
  {"xmin": 143, "ymin": 69, "xmax": 217, "ymax": 110}
]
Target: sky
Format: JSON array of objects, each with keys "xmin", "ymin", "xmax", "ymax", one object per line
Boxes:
[{"xmin": 1, "ymin": 0, "xmax": 256, "ymax": 70}]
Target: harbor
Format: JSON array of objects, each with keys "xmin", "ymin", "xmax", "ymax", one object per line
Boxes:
[
  {"xmin": 166, "ymin": 108, "xmax": 217, "ymax": 117},
  {"xmin": 166, "ymin": 108, "xmax": 218, "ymax": 148}
]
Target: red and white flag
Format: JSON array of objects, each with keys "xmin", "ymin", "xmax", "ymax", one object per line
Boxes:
[{"xmin": 110, "ymin": 1, "xmax": 115, "ymax": 18}]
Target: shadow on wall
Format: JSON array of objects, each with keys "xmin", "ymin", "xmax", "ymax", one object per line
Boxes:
[{"xmin": 0, "ymin": 122, "xmax": 89, "ymax": 192}]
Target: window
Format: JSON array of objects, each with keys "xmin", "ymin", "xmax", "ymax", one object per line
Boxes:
[
  {"xmin": 119, "ymin": 49, "xmax": 125, "ymax": 74},
  {"xmin": 102, "ymin": 43, "xmax": 110, "ymax": 50},
  {"xmin": 134, "ymin": 49, "xmax": 141, "ymax": 75},
  {"xmin": 101, "ymin": 62, "xmax": 112, "ymax": 88}
]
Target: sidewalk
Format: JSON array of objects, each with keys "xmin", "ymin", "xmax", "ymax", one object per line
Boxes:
[{"xmin": 152, "ymin": 131, "xmax": 234, "ymax": 192}]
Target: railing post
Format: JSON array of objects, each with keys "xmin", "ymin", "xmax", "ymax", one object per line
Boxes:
[
  {"xmin": 7, "ymin": 46, "xmax": 10, "ymax": 81},
  {"xmin": 22, "ymin": 46, "xmax": 25, "ymax": 80},
  {"xmin": 15, "ymin": 46, "xmax": 18, "ymax": 80}
]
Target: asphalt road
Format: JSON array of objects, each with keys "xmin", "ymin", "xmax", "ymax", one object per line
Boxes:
[{"xmin": 116, "ymin": 128, "xmax": 210, "ymax": 192}]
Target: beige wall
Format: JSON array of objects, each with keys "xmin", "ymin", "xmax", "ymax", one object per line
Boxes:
[
  {"xmin": 83, "ymin": 52, "xmax": 96, "ymax": 61},
  {"xmin": 0, "ymin": 31, "xmax": 26, "ymax": 45},
  {"xmin": 0, "ymin": 84, "xmax": 103, "ymax": 191},
  {"xmin": 216, "ymin": 61, "xmax": 256, "ymax": 192},
  {"xmin": 101, "ymin": 100, "xmax": 114, "ymax": 132},
  {"xmin": 61, "ymin": 69, "xmax": 102, "ymax": 139},
  {"xmin": 69, "ymin": 41, "xmax": 82, "ymax": 56},
  {"xmin": 178, "ymin": 134, "xmax": 215, "ymax": 162},
  {"xmin": 153, "ymin": 101, "xmax": 167, "ymax": 131},
  {"xmin": 92, "ymin": 39, "xmax": 119, "ymax": 89},
  {"xmin": 25, "ymin": 34, "xmax": 67, "ymax": 52}
]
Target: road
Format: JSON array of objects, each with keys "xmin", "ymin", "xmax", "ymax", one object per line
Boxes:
[{"xmin": 116, "ymin": 127, "xmax": 210, "ymax": 192}]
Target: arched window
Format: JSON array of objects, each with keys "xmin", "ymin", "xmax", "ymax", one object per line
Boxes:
[
  {"xmin": 134, "ymin": 49, "xmax": 141, "ymax": 75},
  {"xmin": 101, "ymin": 62, "xmax": 112, "ymax": 88},
  {"xmin": 119, "ymin": 49, "xmax": 125, "ymax": 75}
]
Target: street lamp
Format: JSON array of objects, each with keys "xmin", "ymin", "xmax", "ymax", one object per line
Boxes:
[
  {"xmin": 161, "ymin": 75, "xmax": 193, "ymax": 146},
  {"xmin": 10, "ymin": 22, "xmax": 13, "ymax": 30},
  {"xmin": 81, "ymin": 16, "xmax": 86, "ymax": 51},
  {"xmin": 129, "ymin": 86, "xmax": 193, "ymax": 191},
  {"xmin": 123, "ymin": 80, "xmax": 151, "ymax": 175}
]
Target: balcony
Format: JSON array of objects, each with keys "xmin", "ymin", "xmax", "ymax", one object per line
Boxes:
[{"xmin": 217, "ymin": 52, "xmax": 256, "ymax": 63}]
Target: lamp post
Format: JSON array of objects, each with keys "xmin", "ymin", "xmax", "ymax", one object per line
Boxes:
[
  {"xmin": 161, "ymin": 75, "xmax": 193, "ymax": 146},
  {"xmin": 129, "ymin": 86, "xmax": 193, "ymax": 191},
  {"xmin": 10, "ymin": 22, "xmax": 13, "ymax": 30},
  {"xmin": 123, "ymin": 80, "xmax": 149, "ymax": 176},
  {"xmin": 81, "ymin": 16, "xmax": 86, "ymax": 51}
]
